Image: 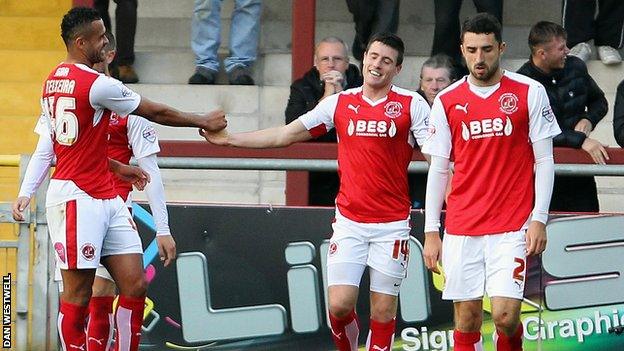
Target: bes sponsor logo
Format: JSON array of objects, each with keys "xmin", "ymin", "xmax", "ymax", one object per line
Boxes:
[
  {"xmin": 347, "ymin": 119, "xmax": 397, "ymax": 138},
  {"xmin": 461, "ymin": 117, "xmax": 513, "ymax": 141}
]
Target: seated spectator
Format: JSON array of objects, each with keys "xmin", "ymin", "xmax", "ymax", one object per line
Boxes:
[
  {"xmin": 563, "ymin": 0, "xmax": 624, "ymax": 64},
  {"xmin": 517, "ymin": 21, "xmax": 609, "ymax": 212},
  {"xmin": 346, "ymin": 0, "xmax": 400, "ymax": 61},
  {"xmin": 431, "ymin": 0, "xmax": 503, "ymax": 75},
  {"xmin": 285, "ymin": 36, "xmax": 362, "ymax": 205},
  {"xmin": 417, "ymin": 54, "xmax": 456, "ymax": 105},
  {"xmin": 94, "ymin": 0, "xmax": 139, "ymax": 83},
  {"xmin": 188, "ymin": 0, "xmax": 261, "ymax": 85},
  {"xmin": 614, "ymin": 79, "xmax": 624, "ymax": 147}
]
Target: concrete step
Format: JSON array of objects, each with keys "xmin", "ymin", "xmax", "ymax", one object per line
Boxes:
[
  {"xmin": 0, "ymin": 50, "xmax": 64, "ymax": 83},
  {"xmin": 0, "ymin": 17, "xmax": 65, "ymax": 50},
  {"xmin": 0, "ymin": 0, "xmax": 70, "ymax": 17},
  {"xmin": 131, "ymin": 0, "xmax": 560, "ymax": 26}
]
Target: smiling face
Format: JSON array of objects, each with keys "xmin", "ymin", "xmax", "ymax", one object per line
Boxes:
[
  {"xmin": 539, "ymin": 36, "xmax": 570, "ymax": 71},
  {"xmin": 79, "ymin": 19, "xmax": 108, "ymax": 65},
  {"xmin": 362, "ymin": 41, "xmax": 402, "ymax": 90},
  {"xmin": 461, "ymin": 32, "xmax": 505, "ymax": 86}
]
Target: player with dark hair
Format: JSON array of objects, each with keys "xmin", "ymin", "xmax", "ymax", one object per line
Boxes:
[
  {"xmin": 423, "ymin": 13, "xmax": 560, "ymax": 351},
  {"xmin": 202, "ymin": 32, "xmax": 430, "ymax": 351},
  {"xmin": 14, "ymin": 7, "xmax": 226, "ymax": 351}
]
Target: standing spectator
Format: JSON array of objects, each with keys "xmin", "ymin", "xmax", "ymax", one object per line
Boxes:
[
  {"xmin": 417, "ymin": 54, "xmax": 456, "ymax": 105},
  {"xmin": 188, "ymin": 0, "xmax": 261, "ymax": 85},
  {"xmin": 517, "ymin": 21, "xmax": 609, "ymax": 212},
  {"xmin": 346, "ymin": 0, "xmax": 400, "ymax": 61},
  {"xmin": 285, "ymin": 37, "xmax": 362, "ymax": 205},
  {"xmin": 614, "ymin": 79, "xmax": 624, "ymax": 146},
  {"xmin": 423, "ymin": 14, "xmax": 560, "ymax": 351},
  {"xmin": 563, "ymin": 0, "xmax": 624, "ymax": 64},
  {"xmin": 203, "ymin": 33, "xmax": 431, "ymax": 351},
  {"xmin": 431, "ymin": 1, "xmax": 503, "ymax": 75},
  {"xmin": 94, "ymin": 0, "xmax": 139, "ymax": 83}
]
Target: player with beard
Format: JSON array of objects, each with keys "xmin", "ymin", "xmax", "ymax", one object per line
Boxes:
[
  {"xmin": 422, "ymin": 13, "xmax": 560, "ymax": 351},
  {"xmin": 14, "ymin": 7, "xmax": 226, "ymax": 351}
]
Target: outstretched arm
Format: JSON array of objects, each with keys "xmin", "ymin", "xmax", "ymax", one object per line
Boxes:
[
  {"xmin": 201, "ymin": 119, "xmax": 313, "ymax": 148},
  {"xmin": 133, "ymin": 97, "xmax": 227, "ymax": 132}
]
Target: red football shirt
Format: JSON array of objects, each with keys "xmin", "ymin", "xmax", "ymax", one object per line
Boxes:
[
  {"xmin": 299, "ymin": 86, "xmax": 431, "ymax": 223},
  {"xmin": 422, "ymin": 71, "xmax": 561, "ymax": 235}
]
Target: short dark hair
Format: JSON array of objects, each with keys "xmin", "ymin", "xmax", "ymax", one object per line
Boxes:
[
  {"xmin": 104, "ymin": 31, "xmax": 116, "ymax": 51},
  {"xmin": 61, "ymin": 7, "xmax": 102, "ymax": 46},
  {"xmin": 528, "ymin": 21, "xmax": 567, "ymax": 54},
  {"xmin": 461, "ymin": 13, "xmax": 502, "ymax": 44},
  {"xmin": 365, "ymin": 32, "xmax": 405, "ymax": 65}
]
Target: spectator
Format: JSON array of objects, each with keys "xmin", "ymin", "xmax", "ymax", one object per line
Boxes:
[
  {"xmin": 346, "ymin": 0, "xmax": 400, "ymax": 61},
  {"xmin": 563, "ymin": 0, "xmax": 624, "ymax": 64},
  {"xmin": 517, "ymin": 21, "xmax": 609, "ymax": 212},
  {"xmin": 417, "ymin": 54, "xmax": 455, "ymax": 105},
  {"xmin": 94, "ymin": 0, "xmax": 139, "ymax": 83},
  {"xmin": 431, "ymin": 1, "xmax": 503, "ymax": 75},
  {"xmin": 614, "ymin": 79, "xmax": 624, "ymax": 147},
  {"xmin": 285, "ymin": 36, "xmax": 362, "ymax": 205},
  {"xmin": 188, "ymin": 0, "xmax": 261, "ymax": 85}
]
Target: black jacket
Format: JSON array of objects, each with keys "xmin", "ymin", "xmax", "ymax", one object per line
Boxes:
[
  {"xmin": 517, "ymin": 56, "xmax": 606, "ymax": 212},
  {"xmin": 517, "ymin": 56, "xmax": 608, "ymax": 148},
  {"xmin": 614, "ymin": 80, "xmax": 624, "ymax": 147},
  {"xmin": 285, "ymin": 64, "xmax": 363, "ymax": 142}
]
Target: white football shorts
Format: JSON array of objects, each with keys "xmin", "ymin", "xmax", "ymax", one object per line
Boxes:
[{"xmin": 441, "ymin": 230, "xmax": 527, "ymax": 301}]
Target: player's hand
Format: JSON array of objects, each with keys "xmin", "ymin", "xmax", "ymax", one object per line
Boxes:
[
  {"xmin": 199, "ymin": 128, "xmax": 229, "ymax": 146},
  {"xmin": 156, "ymin": 234, "xmax": 176, "ymax": 267},
  {"xmin": 574, "ymin": 118, "xmax": 593, "ymax": 137},
  {"xmin": 581, "ymin": 137, "xmax": 609, "ymax": 165},
  {"xmin": 423, "ymin": 232, "xmax": 443, "ymax": 274},
  {"xmin": 526, "ymin": 221, "xmax": 547, "ymax": 256},
  {"xmin": 12, "ymin": 196, "xmax": 31, "ymax": 221},
  {"xmin": 114, "ymin": 164, "xmax": 151, "ymax": 190},
  {"xmin": 200, "ymin": 109, "xmax": 227, "ymax": 132}
]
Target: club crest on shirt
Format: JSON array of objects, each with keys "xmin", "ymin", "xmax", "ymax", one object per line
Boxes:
[
  {"xmin": 328, "ymin": 242, "xmax": 338, "ymax": 256},
  {"xmin": 81, "ymin": 243, "xmax": 96, "ymax": 261},
  {"xmin": 109, "ymin": 112, "xmax": 120, "ymax": 126},
  {"xmin": 498, "ymin": 92, "xmax": 518, "ymax": 114},
  {"xmin": 384, "ymin": 101, "xmax": 403, "ymax": 119},
  {"xmin": 54, "ymin": 242, "xmax": 66, "ymax": 263},
  {"xmin": 142, "ymin": 126, "xmax": 157, "ymax": 143}
]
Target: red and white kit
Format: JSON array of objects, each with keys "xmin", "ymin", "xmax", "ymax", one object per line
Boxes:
[
  {"xmin": 40, "ymin": 63, "xmax": 142, "ymax": 270},
  {"xmin": 423, "ymin": 71, "xmax": 561, "ymax": 300},
  {"xmin": 299, "ymin": 85, "xmax": 430, "ymax": 295}
]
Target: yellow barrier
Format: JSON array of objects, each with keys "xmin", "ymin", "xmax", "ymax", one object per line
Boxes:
[{"xmin": 0, "ymin": 155, "xmax": 20, "ymax": 167}]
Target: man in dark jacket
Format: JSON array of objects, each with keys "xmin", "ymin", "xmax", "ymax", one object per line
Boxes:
[
  {"xmin": 614, "ymin": 79, "xmax": 624, "ymax": 147},
  {"xmin": 517, "ymin": 21, "xmax": 609, "ymax": 212},
  {"xmin": 285, "ymin": 37, "xmax": 363, "ymax": 205}
]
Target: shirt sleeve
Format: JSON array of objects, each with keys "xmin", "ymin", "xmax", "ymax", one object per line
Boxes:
[
  {"xmin": 528, "ymin": 82, "xmax": 562, "ymax": 143},
  {"xmin": 297, "ymin": 93, "xmax": 338, "ymax": 138},
  {"xmin": 127, "ymin": 115, "xmax": 160, "ymax": 159},
  {"xmin": 89, "ymin": 75, "xmax": 141, "ymax": 117},
  {"xmin": 421, "ymin": 96, "xmax": 452, "ymax": 158},
  {"xmin": 34, "ymin": 113, "xmax": 52, "ymax": 137},
  {"xmin": 531, "ymin": 137, "xmax": 555, "ymax": 224},
  {"xmin": 18, "ymin": 132, "xmax": 54, "ymax": 198},
  {"xmin": 410, "ymin": 94, "xmax": 432, "ymax": 147},
  {"xmin": 424, "ymin": 155, "xmax": 450, "ymax": 233},
  {"xmin": 136, "ymin": 155, "xmax": 171, "ymax": 236}
]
